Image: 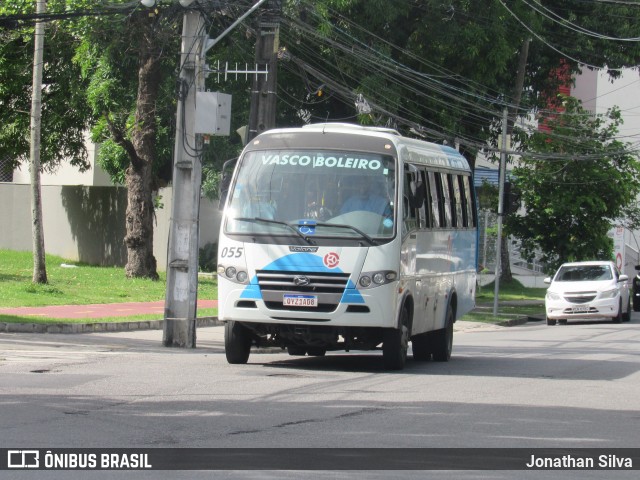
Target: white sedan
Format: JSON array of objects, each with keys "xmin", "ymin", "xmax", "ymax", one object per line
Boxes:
[{"xmin": 544, "ymin": 261, "xmax": 631, "ymax": 325}]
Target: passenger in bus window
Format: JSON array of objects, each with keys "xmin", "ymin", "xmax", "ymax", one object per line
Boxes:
[{"xmin": 340, "ymin": 176, "xmax": 391, "ymax": 217}]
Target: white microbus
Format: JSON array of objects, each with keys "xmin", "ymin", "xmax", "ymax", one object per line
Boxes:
[{"xmin": 217, "ymin": 123, "xmax": 478, "ymax": 370}]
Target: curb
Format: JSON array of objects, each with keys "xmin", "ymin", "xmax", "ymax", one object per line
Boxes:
[
  {"xmin": 0, "ymin": 317, "xmax": 223, "ymax": 334},
  {"xmin": 0, "ymin": 317, "xmax": 533, "ymax": 355},
  {"xmin": 0, "ymin": 316, "xmax": 535, "ymax": 334},
  {"xmin": 494, "ymin": 316, "xmax": 531, "ymax": 327}
]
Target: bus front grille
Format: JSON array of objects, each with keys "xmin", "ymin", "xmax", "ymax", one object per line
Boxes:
[
  {"xmin": 256, "ymin": 270, "xmax": 350, "ymax": 293},
  {"xmin": 256, "ymin": 270, "xmax": 351, "ymax": 312}
]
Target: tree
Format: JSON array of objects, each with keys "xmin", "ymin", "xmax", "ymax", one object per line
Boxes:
[
  {"xmin": 507, "ymin": 96, "xmax": 640, "ymax": 273},
  {"xmin": 0, "ymin": 2, "xmax": 93, "ymax": 178},
  {"xmin": 1, "ymin": 2, "xmax": 93, "ymax": 283},
  {"xmin": 74, "ymin": 1, "xmax": 252, "ymax": 279},
  {"xmin": 71, "ymin": 3, "xmax": 185, "ymax": 280}
]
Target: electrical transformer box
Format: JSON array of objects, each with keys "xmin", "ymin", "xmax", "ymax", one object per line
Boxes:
[{"xmin": 195, "ymin": 92, "xmax": 232, "ymax": 136}]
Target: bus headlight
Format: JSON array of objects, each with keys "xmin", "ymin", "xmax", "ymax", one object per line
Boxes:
[
  {"xmin": 217, "ymin": 264, "xmax": 249, "ymax": 284},
  {"xmin": 358, "ymin": 270, "xmax": 397, "ymax": 289}
]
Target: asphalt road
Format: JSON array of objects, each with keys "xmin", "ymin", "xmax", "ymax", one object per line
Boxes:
[{"xmin": 1, "ymin": 315, "xmax": 640, "ymax": 480}]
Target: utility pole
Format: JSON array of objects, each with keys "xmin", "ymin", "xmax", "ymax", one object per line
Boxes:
[
  {"xmin": 247, "ymin": 0, "xmax": 281, "ymax": 141},
  {"xmin": 493, "ymin": 107, "xmax": 509, "ymax": 316},
  {"xmin": 498, "ymin": 37, "xmax": 531, "ymax": 284},
  {"xmin": 163, "ymin": 8, "xmax": 205, "ymax": 348},
  {"xmin": 30, "ymin": 0, "xmax": 47, "ymax": 285},
  {"xmin": 163, "ymin": 0, "xmax": 268, "ymax": 348}
]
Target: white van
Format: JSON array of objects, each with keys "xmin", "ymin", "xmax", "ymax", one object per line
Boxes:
[{"xmin": 217, "ymin": 123, "xmax": 478, "ymax": 369}]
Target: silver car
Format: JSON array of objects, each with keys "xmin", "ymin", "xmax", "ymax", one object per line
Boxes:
[{"xmin": 544, "ymin": 261, "xmax": 630, "ymax": 325}]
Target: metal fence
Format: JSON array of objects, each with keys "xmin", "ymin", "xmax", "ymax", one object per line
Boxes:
[
  {"xmin": 477, "ymin": 209, "xmax": 545, "ymax": 275},
  {"xmin": 0, "ymin": 157, "xmax": 13, "ymax": 182}
]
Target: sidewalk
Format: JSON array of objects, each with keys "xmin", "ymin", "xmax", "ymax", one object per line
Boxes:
[
  {"xmin": 0, "ymin": 300, "xmax": 217, "ymax": 319},
  {"xmin": 0, "ymin": 300, "xmax": 221, "ymax": 334},
  {"xmin": 0, "ymin": 299, "xmax": 531, "ymax": 334}
]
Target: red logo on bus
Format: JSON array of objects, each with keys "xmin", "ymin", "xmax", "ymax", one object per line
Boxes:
[{"xmin": 324, "ymin": 252, "xmax": 340, "ymax": 269}]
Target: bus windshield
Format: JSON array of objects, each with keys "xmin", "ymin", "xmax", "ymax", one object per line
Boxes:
[{"xmin": 225, "ymin": 149, "xmax": 396, "ymax": 240}]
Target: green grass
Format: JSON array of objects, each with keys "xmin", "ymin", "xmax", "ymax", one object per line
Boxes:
[
  {"xmin": 1, "ymin": 249, "xmax": 546, "ymax": 325},
  {"xmin": 0, "ymin": 250, "xmax": 217, "ymax": 322},
  {"xmin": 475, "ymin": 277, "xmax": 547, "ymax": 302},
  {"xmin": 460, "ymin": 305, "xmax": 545, "ymax": 323},
  {"xmin": 460, "ymin": 277, "xmax": 546, "ymax": 323}
]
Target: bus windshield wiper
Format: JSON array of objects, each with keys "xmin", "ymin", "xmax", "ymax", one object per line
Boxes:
[
  {"xmin": 313, "ymin": 222, "xmax": 378, "ymax": 246},
  {"xmin": 233, "ymin": 217, "xmax": 316, "ymax": 245}
]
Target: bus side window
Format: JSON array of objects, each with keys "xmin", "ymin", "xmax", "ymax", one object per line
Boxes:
[
  {"xmin": 462, "ymin": 175, "xmax": 477, "ymax": 227},
  {"xmin": 452, "ymin": 174, "xmax": 466, "ymax": 227},
  {"xmin": 447, "ymin": 174, "xmax": 457, "ymax": 227},
  {"xmin": 438, "ymin": 173, "xmax": 453, "ymax": 227},
  {"xmin": 403, "ymin": 171, "xmax": 419, "ymax": 235},
  {"xmin": 418, "ymin": 169, "xmax": 432, "ymax": 229},
  {"xmin": 428, "ymin": 171, "xmax": 442, "ymax": 228}
]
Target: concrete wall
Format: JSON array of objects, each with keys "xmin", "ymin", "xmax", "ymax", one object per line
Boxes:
[
  {"xmin": 0, "ymin": 183, "xmax": 222, "ymax": 271},
  {"xmin": 13, "ymin": 132, "xmax": 114, "ymax": 187}
]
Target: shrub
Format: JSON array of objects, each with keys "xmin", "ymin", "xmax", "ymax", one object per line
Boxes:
[{"xmin": 199, "ymin": 242, "xmax": 218, "ymax": 273}]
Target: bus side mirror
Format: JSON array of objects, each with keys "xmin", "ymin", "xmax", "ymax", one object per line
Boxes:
[{"xmin": 218, "ymin": 157, "xmax": 238, "ymax": 210}]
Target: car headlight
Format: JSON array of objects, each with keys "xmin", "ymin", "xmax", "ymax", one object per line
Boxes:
[
  {"xmin": 546, "ymin": 292, "xmax": 561, "ymax": 301},
  {"xmin": 599, "ymin": 288, "xmax": 618, "ymax": 299}
]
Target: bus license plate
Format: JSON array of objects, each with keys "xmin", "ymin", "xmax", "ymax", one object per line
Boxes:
[{"xmin": 283, "ymin": 294, "xmax": 318, "ymax": 307}]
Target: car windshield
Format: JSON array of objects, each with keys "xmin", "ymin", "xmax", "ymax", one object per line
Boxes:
[
  {"xmin": 555, "ymin": 265, "xmax": 613, "ymax": 282},
  {"xmin": 225, "ymin": 149, "xmax": 396, "ymax": 240}
]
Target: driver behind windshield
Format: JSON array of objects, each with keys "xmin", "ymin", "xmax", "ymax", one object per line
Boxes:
[{"xmin": 340, "ymin": 175, "xmax": 391, "ymax": 216}]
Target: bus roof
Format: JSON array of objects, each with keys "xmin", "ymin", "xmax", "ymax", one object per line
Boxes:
[{"xmin": 251, "ymin": 123, "xmax": 471, "ymax": 172}]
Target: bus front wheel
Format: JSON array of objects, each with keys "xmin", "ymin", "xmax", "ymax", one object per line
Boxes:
[
  {"xmin": 383, "ymin": 308, "xmax": 410, "ymax": 370},
  {"xmin": 225, "ymin": 321, "xmax": 251, "ymax": 364}
]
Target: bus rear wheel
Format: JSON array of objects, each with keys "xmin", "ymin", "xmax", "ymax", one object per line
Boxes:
[
  {"xmin": 432, "ymin": 306, "xmax": 454, "ymax": 362},
  {"xmin": 287, "ymin": 346, "xmax": 306, "ymax": 356},
  {"xmin": 411, "ymin": 333, "xmax": 431, "ymax": 361},
  {"xmin": 225, "ymin": 321, "xmax": 251, "ymax": 364}
]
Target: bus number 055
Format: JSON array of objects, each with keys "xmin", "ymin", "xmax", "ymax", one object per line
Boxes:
[{"xmin": 220, "ymin": 247, "xmax": 244, "ymax": 258}]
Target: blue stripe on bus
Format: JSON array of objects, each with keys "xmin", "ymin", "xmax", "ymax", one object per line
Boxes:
[
  {"xmin": 240, "ymin": 282, "xmax": 262, "ymax": 300},
  {"xmin": 239, "ymin": 253, "xmax": 365, "ymax": 304},
  {"xmin": 340, "ymin": 279, "xmax": 365, "ymax": 304}
]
